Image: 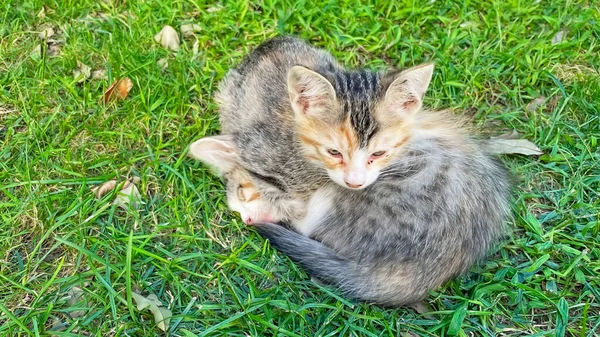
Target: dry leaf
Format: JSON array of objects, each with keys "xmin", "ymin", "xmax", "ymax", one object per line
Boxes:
[
  {"xmin": 552, "ymin": 30, "xmax": 566, "ymax": 45},
  {"xmin": 525, "ymin": 96, "xmax": 546, "ymax": 112},
  {"xmin": 91, "ymin": 180, "xmax": 117, "ymax": 198},
  {"xmin": 180, "ymin": 23, "xmax": 202, "ymax": 37},
  {"xmin": 114, "ymin": 181, "xmax": 142, "ymax": 210},
  {"xmin": 154, "ymin": 25, "xmax": 180, "ymax": 51},
  {"xmin": 157, "ymin": 58, "xmax": 168, "ymax": 72},
  {"xmin": 485, "ymin": 139, "xmax": 543, "ymax": 156},
  {"xmin": 31, "ymin": 44, "xmax": 42, "ymax": 58},
  {"xmin": 92, "ymin": 178, "xmax": 142, "ymax": 210},
  {"xmin": 50, "ymin": 317, "xmax": 67, "ymax": 332},
  {"xmin": 131, "ymin": 293, "xmax": 172, "ymax": 332},
  {"xmin": 39, "ymin": 27, "xmax": 55, "ymax": 39},
  {"xmin": 73, "ymin": 60, "xmax": 92, "ymax": 83},
  {"xmin": 66, "ymin": 286, "xmax": 86, "ymax": 318},
  {"xmin": 47, "ymin": 42, "xmax": 62, "ymax": 57},
  {"xmin": 102, "ymin": 77, "xmax": 133, "ymax": 103},
  {"xmin": 91, "ymin": 69, "xmax": 107, "ymax": 80}
]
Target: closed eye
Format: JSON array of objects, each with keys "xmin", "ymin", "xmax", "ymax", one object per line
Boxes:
[
  {"xmin": 237, "ymin": 186, "xmax": 246, "ymax": 202},
  {"xmin": 327, "ymin": 148, "xmax": 342, "ymax": 157},
  {"xmin": 372, "ymin": 151, "xmax": 386, "ymax": 157}
]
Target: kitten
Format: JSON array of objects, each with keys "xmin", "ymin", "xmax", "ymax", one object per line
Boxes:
[
  {"xmin": 210, "ymin": 36, "xmax": 439, "ymax": 222},
  {"xmin": 189, "ymin": 37, "xmax": 511, "ymax": 306},
  {"xmin": 187, "ymin": 135, "xmax": 280, "ymax": 225}
]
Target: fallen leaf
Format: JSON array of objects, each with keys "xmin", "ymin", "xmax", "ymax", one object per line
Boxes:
[
  {"xmin": 114, "ymin": 180, "xmax": 142, "ymax": 210},
  {"xmin": 91, "ymin": 180, "xmax": 118, "ymax": 198},
  {"xmin": 51, "ymin": 317, "xmax": 67, "ymax": 332},
  {"xmin": 66, "ymin": 286, "xmax": 86, "ymax": 318},
  {"xmin": 47, "ymin": 41, "xmax": 62, "ymax": 57},
  {"xmin": 157, "ymin": 58, "xmax": 168, "ymax": 72},
  {"xmin": 39, "ymin": 27, "xmax": 55, "ymax": 39},
  {"xmin": 552, "ymin": 30, "xmax": 566, "ymax": 45},
  {"xmin": 102, "ymin": 77, "xmax": 133, "ymax": 103},
  {"xmin": 131, "ymin": 293, "xmax": 172, "ymax": 332},
  {"xmin": 180, "ymin": 23, "xmax": 202, "ymax": 37},
  {"xmin": 31, "ymin": 44, "xmax": 42, "ymax": 58},
  {"xmin": 525, "ymin": 96, "xmax": 546, "ymax": 112},
  {"xmin": 91, "ymin": 69, "xmax": 107, "ymax": 80},
  {"xmin": 485, "ymin": 139, "xmax": 543, "ymax": 156},
  {"xmin": 154, "ymin": 25, "xmax": 180, "ymax": 51},
  {"xmin": 91, "ymin": 178, "xmax": 142, "ymax": 210},
  {"xmin": 73, "ymin": 60, "xmax": 92, "ymax": 83}
]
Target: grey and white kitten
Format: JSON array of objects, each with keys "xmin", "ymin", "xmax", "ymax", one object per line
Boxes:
[{"xmin": 189, "ymin": 37, "xmax": 511, "ymax": 307}]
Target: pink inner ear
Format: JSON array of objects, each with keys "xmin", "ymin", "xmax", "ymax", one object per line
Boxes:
[
  {"xmin": 402, "ymin": 96, "xmax": 418, "ymax": 110},
  {"xmin": 298, "ymin": 95, "xmax": 310, "ymax": 113}
]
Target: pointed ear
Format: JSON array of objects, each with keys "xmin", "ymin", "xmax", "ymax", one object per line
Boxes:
[
  {"xmin": 382, "ymin": 63, "xmax": 434, "ymax": 116},
  {"xmin": 188, "ymin": 135, "xmax": 238, "ymax": 176},
  {"xmin": 287, "ymin": 66, "xmax": 336, "ymax": 119}
]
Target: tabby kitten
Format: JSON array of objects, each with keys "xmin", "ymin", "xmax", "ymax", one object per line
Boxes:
[
  {"xmin": 208, "ymin": 36, "xmax": 439, "ymax": 222},
  {"xmin": 189, "ymin": 37, "xmax": 511, "ymax": 306}
]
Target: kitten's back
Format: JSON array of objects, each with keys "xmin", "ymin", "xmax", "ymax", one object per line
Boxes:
[
  {"xmin": 215, "ymin": 37, "xmax": 341, "ymax": 202},
  {"xmin": 217, "ymin": 36, "xmax": 340, "ymax": 133}
]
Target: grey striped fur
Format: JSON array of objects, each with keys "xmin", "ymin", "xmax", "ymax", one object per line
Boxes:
[{"xmin": 210, "ymin": 36, "xmax": 512, "ymax": 306}]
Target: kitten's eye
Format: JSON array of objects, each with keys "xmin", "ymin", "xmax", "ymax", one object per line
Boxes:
[
  {"xmin": 372, "ymin": 151, "xmax": 386, "ymax": 157},
  {"xmin": 327, "ymin": 149, "xmax": 342, "ymax": 157},
  {"xmin": 237, "ymin": 186, "xmax": 246, "ymax": 202}
]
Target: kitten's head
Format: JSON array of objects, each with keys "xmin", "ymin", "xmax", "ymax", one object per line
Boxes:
[
  {"xmin": 188, "ymin": 135, "xmax": 280, "ymax": 225},
  {"xmin": 288, "ymin": 63, "xmax": 434, "ymax": 190}
]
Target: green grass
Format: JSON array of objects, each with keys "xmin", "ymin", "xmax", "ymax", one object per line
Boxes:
[{"xmin": 1, "ymin": 0, "xmax": 599, "ymax": 336}]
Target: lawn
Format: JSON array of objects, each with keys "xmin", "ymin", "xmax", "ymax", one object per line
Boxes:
[{"xmin": 1, "ymin": 0, "xmax": 599, "ymax": 336}]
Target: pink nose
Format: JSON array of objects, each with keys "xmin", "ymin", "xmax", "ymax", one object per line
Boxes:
[
  {"xmin": 244, "ymin": 217, "xmax": 253, "ymax": 225},
  {"xmin": 345, "ymin": 182, "xmax": 363, "ymax": 188}
]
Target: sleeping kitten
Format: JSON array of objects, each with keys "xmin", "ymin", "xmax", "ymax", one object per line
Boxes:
[
  {"xmin": 188, "ymin": 135, "xmax": 280, "ymax": 225},
  {"xmin": 188, "ymin": 37, "xmax": 511, "ymax": 306}
]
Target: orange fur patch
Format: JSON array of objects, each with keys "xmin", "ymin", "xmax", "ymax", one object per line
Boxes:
[
  {"xmin": 296, "ymin": 115, "xmax": 365, "ymax": 171},
  {"xmin": 246, "ymin": 191, "xmax": 261, "ymax": 202},
  {"xmin": 239, "ymin": 182, "xmax": 255, "ymax": 189}
]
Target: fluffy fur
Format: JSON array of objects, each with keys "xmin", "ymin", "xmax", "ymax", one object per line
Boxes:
[
  {"xmin": 215, "ymin": 36, "xmax": 437, "ymax": 221},
  {"xmin": 189, "ymin": 36, "xmax": 512, "ymax": 307}
]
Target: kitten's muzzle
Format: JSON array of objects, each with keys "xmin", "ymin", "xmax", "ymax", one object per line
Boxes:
[{"xmin": 345, "ymin": 182, "xmax": 363, "ymax": 188}]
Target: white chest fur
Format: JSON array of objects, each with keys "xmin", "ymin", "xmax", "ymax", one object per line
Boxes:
[{"xmin": 292, "ymin": 187, "xmax": 334, "ymax": 236}]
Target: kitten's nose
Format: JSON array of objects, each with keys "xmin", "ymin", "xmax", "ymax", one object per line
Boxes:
[{"xmin": 345, "ymin": 182, "xmax": 363, "ymax": 188}]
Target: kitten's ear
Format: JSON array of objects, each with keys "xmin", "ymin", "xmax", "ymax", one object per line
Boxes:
[
  {"xmin": 287, "ymin": 66, "xmax": 336, "ymax": 119},
  {"xmin": 382, "ymin": 63, "xmax": 434, "ymax": 116},
  {"xmin": 188, "ymin": 135, "xmax": 238, "ymax": 176}
]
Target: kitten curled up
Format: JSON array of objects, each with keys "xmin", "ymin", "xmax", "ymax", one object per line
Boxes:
[{"xmin": 189, "ymin": 37, "xmax": 511, "ymax": 307}]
